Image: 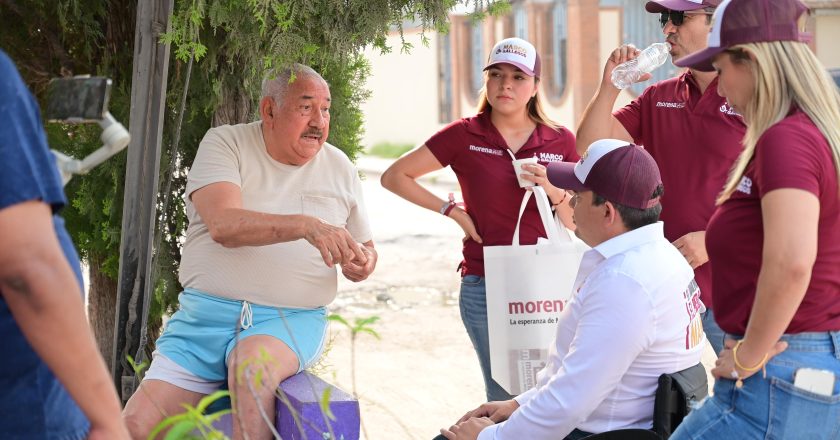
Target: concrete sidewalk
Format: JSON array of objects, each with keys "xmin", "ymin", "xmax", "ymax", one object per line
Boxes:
[{"xmin": 356, "ymin": 154, "xmax": 459, "ymax": 187}]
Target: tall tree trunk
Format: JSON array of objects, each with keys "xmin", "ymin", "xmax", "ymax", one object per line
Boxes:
[
  {"xmin": 212, "ymin": 80, "xmax": 252, "ymax": 126},
  {"xmin": 88, "ymin": 253, "xmax": 118, "ymax": 371}
]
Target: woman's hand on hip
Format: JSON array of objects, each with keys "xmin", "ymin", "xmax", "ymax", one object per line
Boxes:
[
  {"xmin": 712, "ymin": 337, "xmax": 788, "ymax": 382},
  {"xmin": 448, "ymin": 207, "xmax": 482, "ymax": 244}
]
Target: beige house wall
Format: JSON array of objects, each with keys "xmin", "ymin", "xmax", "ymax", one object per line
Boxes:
[
  {"xmin": 360, "ymin": 30, "xmax": 444, "ymax": 149},
  {"xmin": 598, "ymin": 8, "xmax": 636, "ymax": 113},
  {"xmin": 361, "ymin": 4, "xmax": 840, "ymax": 149},
  {"xmin": 815, "ymin": 14, "xmax": 840, "ymax": 69},
  {"xmin": 548, "ymin": 89, "xmax": 576, "ymax": 130}
]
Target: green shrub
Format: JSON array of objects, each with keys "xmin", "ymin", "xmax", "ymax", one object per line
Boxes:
[{"xmin": 366, "ymin": 142, "xmax": 414, "ymax": 158}]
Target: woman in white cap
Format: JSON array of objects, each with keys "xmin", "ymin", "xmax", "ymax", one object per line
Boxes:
[
  {"xmin": 671, "ymin": 0, "xmax": 840, "ymax": 437},
  {"xmin": 381, "ymin": 37, "xmax": 578, "ymax": 402}
]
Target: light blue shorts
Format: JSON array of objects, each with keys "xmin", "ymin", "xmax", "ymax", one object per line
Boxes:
[{"xmin": 152, "ymin": 289, "xmax": 328, "ymax": 386}]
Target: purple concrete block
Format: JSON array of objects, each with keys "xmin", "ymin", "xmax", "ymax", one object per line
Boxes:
[
  {"xmin": 211, "ymin": 372, "xmax": 359, "ymax": 440},
  {"xmin": 211, "ymin": 411, "xmax": 233, "ymax": 436},
  {"xmin": 277, "ymin": 372, "xmax": 360, "ymax": 440}
]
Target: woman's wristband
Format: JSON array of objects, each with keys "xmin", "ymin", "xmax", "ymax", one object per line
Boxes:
[
  {"xmin": 440, "ymin": 192, "xmax": 459, "ymax": 217},
  {"xmin": 442, "ymin": 202, "xmax": 457, "ymax": 217}
]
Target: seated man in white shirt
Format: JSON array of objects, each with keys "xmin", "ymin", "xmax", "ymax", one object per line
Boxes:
[{"xmin": 440, "ymin": 139, "xmax": 706, "ymax": 440}]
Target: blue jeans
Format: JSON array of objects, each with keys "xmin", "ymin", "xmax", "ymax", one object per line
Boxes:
[
  {"xmin": 672, "ymin": 331, "xmax": 840, "ymax": 440},
  {"xmin": 459, "ymin": 275, "xmax": 515, "ymax": 402},
  {"xmin": 702, "ymin": 309, "xmax": 725, "ymax": 356}
]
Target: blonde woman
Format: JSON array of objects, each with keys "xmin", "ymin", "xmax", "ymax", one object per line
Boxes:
[
  {"xmin": 670, "ymin": 0, "xmax": 840, "ymax": 438},
  {"xmin": 381, "ymin": 37, "xmax": 577, "ymax": 402}
]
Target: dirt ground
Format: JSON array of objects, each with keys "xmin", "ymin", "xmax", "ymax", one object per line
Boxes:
[
  {"xmin": 322, "ymin": 165, "xmax": 484, "ymax": 439},
  {"xmin": 320, "ymin": 162, "xmax": 717, "ymax": 439}
]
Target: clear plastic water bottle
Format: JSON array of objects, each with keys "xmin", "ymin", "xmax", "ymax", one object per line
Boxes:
[{"xmin": 611, "ymin": 42, "xmax": 672, "ymax": 89}]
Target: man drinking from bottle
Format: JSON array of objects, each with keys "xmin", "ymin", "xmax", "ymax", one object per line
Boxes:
[{"xmin": 576, "ymin": 0, "xmax": 744, "ymax": 356}]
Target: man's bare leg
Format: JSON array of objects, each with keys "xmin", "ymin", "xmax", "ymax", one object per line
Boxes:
[
  {"xmin": 122, "ymin": 379, "xmax": 205, "ymax": 439},
  {"xmin": 228, "ymin": 335, "xmax": 299, "ymax": 440}
]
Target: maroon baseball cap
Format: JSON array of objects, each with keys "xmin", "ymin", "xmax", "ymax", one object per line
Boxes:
[
  {"xmin": 645, "ymin": 0, "xmax": 721, "ymax": 13},
  {"xmin": 547, "ymin": 139, "xmax": 662, "ymax": 210},
  {"xmin": 675, "ymin": 0, "xmax": 811, "ymax": 72}
]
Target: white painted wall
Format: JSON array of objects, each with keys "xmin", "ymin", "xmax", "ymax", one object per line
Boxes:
[
  {"xmin": 815, "ymin": 14, "xmax": 840, "ymax": 69},
  {"xmin": 360, "ymin": 31, "xmax": 445, "ymax": 149},
  {"xmin": 600, "ymin": 8, "xmax": 637, "ymax": 112},
  {"xmin": 548, "ymin": 89, "xmax": 576, "ymax": 130},
  {"xmin": 361, "ymin": 8, "xmax": 840, "ymax": 150}
]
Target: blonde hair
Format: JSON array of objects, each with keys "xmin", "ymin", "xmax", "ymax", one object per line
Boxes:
[
  {"xmin": 718, "ymin": 41, "xmax": 840, "ymax": 203},
  {"xmin": 476, "ymin": 75, "xmax": 561, "ymax": 130}
]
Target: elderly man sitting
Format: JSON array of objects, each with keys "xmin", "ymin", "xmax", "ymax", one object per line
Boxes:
[{"xmin": 123, "ymin": 64, "xmax": 376, "ymax": 440}]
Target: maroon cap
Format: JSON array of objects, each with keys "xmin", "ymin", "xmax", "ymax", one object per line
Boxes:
[
  {"xmin": 645, "ymin": 0, "xmax": 721, "ymax": 13},
  {"xmin": 675, "ymin": 0, "xmax": 811, "ymax": 72},
  {"xmin": 547, "ymin": 139, "xmax": 662, "ymax": 210}
]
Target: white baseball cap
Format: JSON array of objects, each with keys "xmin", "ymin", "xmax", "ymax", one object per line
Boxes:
[{"xmin": 483, "ymin": 37, "xmax": 541, "ymax": 78}]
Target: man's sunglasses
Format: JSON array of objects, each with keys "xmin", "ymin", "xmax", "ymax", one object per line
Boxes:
[{"xmin": 659, "ymin": 10, "xmax": 712, "ymax": 28}]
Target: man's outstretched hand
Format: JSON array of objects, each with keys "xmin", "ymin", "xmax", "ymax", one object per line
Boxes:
[
  {"xmin": 341, "ymin": 242, "xmax": 377, "ymax": 282},
  {"xmin": 304, "ymin": 217, "xmax": 367, "ymax": 268}
]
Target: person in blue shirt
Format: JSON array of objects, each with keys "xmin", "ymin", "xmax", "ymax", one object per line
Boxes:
[{"xmin": 0, "ymin": 49, "xmax": 128, "ymax": 439}]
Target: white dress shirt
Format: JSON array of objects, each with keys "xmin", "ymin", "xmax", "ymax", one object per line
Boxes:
[{"xmin": 479, "ymin": 222, "xmax": 705, "ymax": 440}]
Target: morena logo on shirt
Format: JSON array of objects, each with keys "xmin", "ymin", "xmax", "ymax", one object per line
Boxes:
[
  {"xmin": 655, "ymin": 101, "xmax": 686, "ymax": 109},
  {"xmin": 468, "ymin": 144, "xmax": 504, "ymax": 156}
]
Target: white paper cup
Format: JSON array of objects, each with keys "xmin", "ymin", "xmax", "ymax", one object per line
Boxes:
[{"xmin": 512, "ymin": 157, "xmax": 538, "ymax": 188}]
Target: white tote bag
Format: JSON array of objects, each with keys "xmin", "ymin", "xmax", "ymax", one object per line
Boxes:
[{"xmin": 484, "ymin": 186, "xmax": 588, "ymax": 395}]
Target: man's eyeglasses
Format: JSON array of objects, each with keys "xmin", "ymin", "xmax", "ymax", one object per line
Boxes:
[
  {"xmin": 659, "ymin": 10, "xmax": 712, "ymax": 28},
  {"xmin": 569, "ymin": 193, "xmax": 581, "ymax": 209}
]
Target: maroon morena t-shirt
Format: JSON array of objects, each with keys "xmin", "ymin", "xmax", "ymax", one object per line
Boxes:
[
  {"xmin": 425, "ymin": 110, "xmax": 579, "ymax": 277},
  {"xmin": 706, "ymin": 110, "xmax": 840, "ymax": 334},
  {"xmin": 613, "ymin": 70, "xmax": 745, "ymax": 308}
]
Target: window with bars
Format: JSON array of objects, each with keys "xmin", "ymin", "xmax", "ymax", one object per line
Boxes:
[
  {"xmin": 550, "ymin": 1, "xmax": 568, "ymax": 99},
  {"xmin": 514, "ymin": 5, "xmax": 528, "ymax": 39},
  {"xmin": 603, "ymin": 0, "xmax": 681, "ymax": 95}
]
